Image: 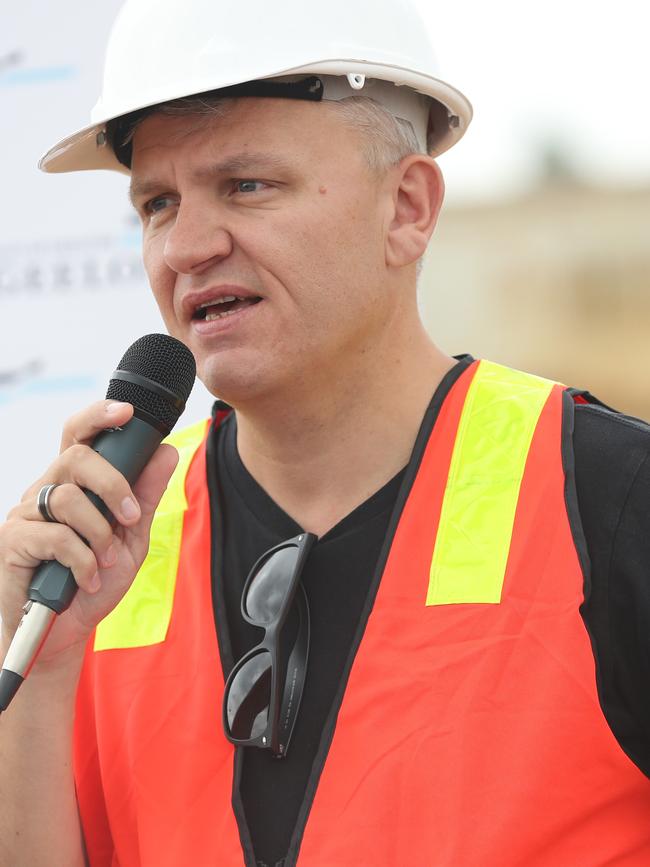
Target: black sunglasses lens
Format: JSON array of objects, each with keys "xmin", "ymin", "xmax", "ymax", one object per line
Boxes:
[
  {"xmin": 245, "ymin": 545, "xmax": 300, "ymax": 623},
  {"xmin": 226, "ymin": 651, "xmax": 272, "ymax": 740}
]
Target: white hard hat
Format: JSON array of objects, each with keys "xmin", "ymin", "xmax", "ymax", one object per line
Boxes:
[{"xmin": 39, "ymin": 0, "xmax": 472, "ymax": 175}]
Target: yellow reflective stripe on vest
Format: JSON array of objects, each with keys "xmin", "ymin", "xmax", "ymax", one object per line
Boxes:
[
  {"xmin": 93, "ymin": 419, "xmax": 208, "ymax": 651},
  {"xmin": 426, "ymin": 361, "xmax": 556, "ymax": 606}
]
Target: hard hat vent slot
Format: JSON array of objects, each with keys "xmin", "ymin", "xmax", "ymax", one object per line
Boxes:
[{"xmin": 347, "ymin": 73, "xmax": 366, "ymax": 90}]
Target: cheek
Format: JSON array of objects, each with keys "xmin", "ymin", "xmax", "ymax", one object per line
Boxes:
[{"xmin": 143, "ymin": 237, "xmax": 176, "ymax": 317}]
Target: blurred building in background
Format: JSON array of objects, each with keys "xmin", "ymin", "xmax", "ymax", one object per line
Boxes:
[{"xmin": 422, "ymin": 145, "xmax": 650, "ymax": 419}]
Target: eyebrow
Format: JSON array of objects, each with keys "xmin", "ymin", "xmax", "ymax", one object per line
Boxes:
[{"xmin": 128, "ymin": 152, "xmax": 294, "ymax": 209}]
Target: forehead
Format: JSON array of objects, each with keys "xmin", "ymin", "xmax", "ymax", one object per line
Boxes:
[{"xmin": 129, "ymin": 98, "xmax": 362, "ymax": 174}]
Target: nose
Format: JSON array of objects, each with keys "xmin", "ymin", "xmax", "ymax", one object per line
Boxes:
[{"xmin": 163, "ymin": 200, "xmax": 233, "ymax": 274}]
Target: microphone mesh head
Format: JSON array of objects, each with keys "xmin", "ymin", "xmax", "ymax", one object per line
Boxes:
[{"xmin": 106, "ymin": 334, "xmax": 196, "ymax": 430}]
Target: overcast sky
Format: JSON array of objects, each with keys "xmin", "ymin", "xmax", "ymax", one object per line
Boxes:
[{"xmin": 414, "ymin": 0, "xmax": 650, "ymax": 201}]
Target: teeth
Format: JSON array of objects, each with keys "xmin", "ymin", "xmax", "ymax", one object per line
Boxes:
[
  {"xmin": 198, "ymin": 295, "xmax": 237, "ymax": 309},
  {"xmin": 194, "ymin": 294, "xmax": 260, "ymax": 322},
  {"xmin": 205, "ymin": 308, "xmax": 240, "ymax": 322}
]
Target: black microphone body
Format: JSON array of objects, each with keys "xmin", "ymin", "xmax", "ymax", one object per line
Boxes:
[{"xmin": 0, "ymin": 334, "xmax": 196, "ymax": 712}]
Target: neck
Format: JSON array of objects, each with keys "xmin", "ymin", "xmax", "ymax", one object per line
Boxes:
[{"xmin": 233, "ymin": 321, "xmax": 456, "ymax": 537}]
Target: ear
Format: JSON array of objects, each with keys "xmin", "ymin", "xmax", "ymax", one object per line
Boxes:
[{"xmin": 385, "ymin": 156, "xmax": 445, "ymax": 268}]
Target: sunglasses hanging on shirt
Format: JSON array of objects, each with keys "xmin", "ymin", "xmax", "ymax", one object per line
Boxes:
[{"xmin": 223, "ymin": 532, "xmax": 316, "ymax": 758}]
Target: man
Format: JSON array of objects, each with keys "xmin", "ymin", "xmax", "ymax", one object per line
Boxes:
[{"xmin": 2, "ymin": 0, "xmax": 650, "ymax": 865}]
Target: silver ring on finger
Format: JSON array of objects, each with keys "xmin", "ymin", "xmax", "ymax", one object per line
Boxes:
[{"xmin": 37, "ymin": 483, "xmax": 60, "ymax": 523}]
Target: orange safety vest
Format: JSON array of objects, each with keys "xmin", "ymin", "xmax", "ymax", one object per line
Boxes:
[{"xmin": 74, "ymin": 360, "xmax": 650, "ymax": 867}]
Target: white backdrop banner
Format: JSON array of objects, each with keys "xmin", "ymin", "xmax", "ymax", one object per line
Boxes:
[{"xmin": 1, "ymin": 1, "xmax": 212, "ymax": 519}]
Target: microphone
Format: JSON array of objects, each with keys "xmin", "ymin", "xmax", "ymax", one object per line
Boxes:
[{"xmin": 0, "ymin": 334, "xmax": 196, "ymax": 712}]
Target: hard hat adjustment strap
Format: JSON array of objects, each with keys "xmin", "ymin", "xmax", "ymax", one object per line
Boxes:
[
  {"xmin": 216, "ymin": 75, "xmax": 324, "ymax": 102},
  {"xmin": 106, "ymin": 76, "xmax": 325, "ymax": 168}
]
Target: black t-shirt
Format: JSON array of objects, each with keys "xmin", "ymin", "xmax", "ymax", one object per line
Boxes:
[{"xmin": 209, "ymin": 357, "xmax": 650, "ymax": 867}]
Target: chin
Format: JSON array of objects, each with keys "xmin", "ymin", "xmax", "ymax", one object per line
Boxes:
[{"xmin": 198, "ymin": 360, "xmax": 276, "ymax": 407}]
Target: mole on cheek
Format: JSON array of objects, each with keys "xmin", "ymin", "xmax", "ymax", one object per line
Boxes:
[{"xmin": 318, "ymin": 185, "xmax": 327, "ymax": 195}]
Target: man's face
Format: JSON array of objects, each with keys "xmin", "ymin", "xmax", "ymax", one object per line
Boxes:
[{"xmin": 130, "ymin": 98, "xmax": 395, "ymax": 403}]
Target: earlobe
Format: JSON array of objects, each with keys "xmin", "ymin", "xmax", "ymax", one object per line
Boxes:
[{"xmin": 385, "ymin": 156, "xmax": 445, "ymax": 268}]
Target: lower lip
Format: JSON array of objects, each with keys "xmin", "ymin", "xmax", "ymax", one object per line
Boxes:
[{"xmin": 190, "ymin": 301, "xmax": 263, "ymax": 336}]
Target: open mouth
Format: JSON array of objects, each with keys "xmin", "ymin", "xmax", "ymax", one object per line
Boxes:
[{"xmin": 193, "ymin": 295, "xmax": 262, "ymax": 322}]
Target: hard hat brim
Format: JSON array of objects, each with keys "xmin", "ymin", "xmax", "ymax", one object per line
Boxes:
[{"xmin": 39, "ymin": 62, "xmax": 472, "ymax": 174}]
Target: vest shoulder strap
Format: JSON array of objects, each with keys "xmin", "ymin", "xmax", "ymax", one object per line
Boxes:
[
  {"xmin": 426, "ymin": 359, "xmax": 558, "ymax": 605},
  {"xmin": 94, "ymin": 418, "xmax": 209, "ymax": 651}
]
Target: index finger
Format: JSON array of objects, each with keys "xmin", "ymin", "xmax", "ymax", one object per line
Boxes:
[{"xmin": 60, "ymin": 400, "xmax": 134, "ymax": 453}]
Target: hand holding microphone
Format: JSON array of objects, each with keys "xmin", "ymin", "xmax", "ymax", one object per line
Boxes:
[{"xmin": 0, "ymin": 334, "xmax": 196, "ymax": 711}]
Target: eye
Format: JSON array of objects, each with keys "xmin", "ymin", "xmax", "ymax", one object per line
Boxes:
[
  {"xmin": 144, "ymin": 195, "xmax": 176, "ymax": 215},
  {"xmin": 232, "ymin": 180, "xmax": 268, "ymax": 194}
]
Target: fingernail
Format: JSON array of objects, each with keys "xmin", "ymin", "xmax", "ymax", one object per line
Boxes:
[
  {"xmin": 101, "ymin": 544, "xmax": 116, "ymax": 568},
  {"xmin": 120, "ymin": 497, "xmax": 140, "ymax": 521},
  {"xmin": 106, "ymin": 401, "xmax": 129, "ymax": 415},
  {"xmin": 89, "ymin": 573, "xmax": 101, "ymax": 593}
]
